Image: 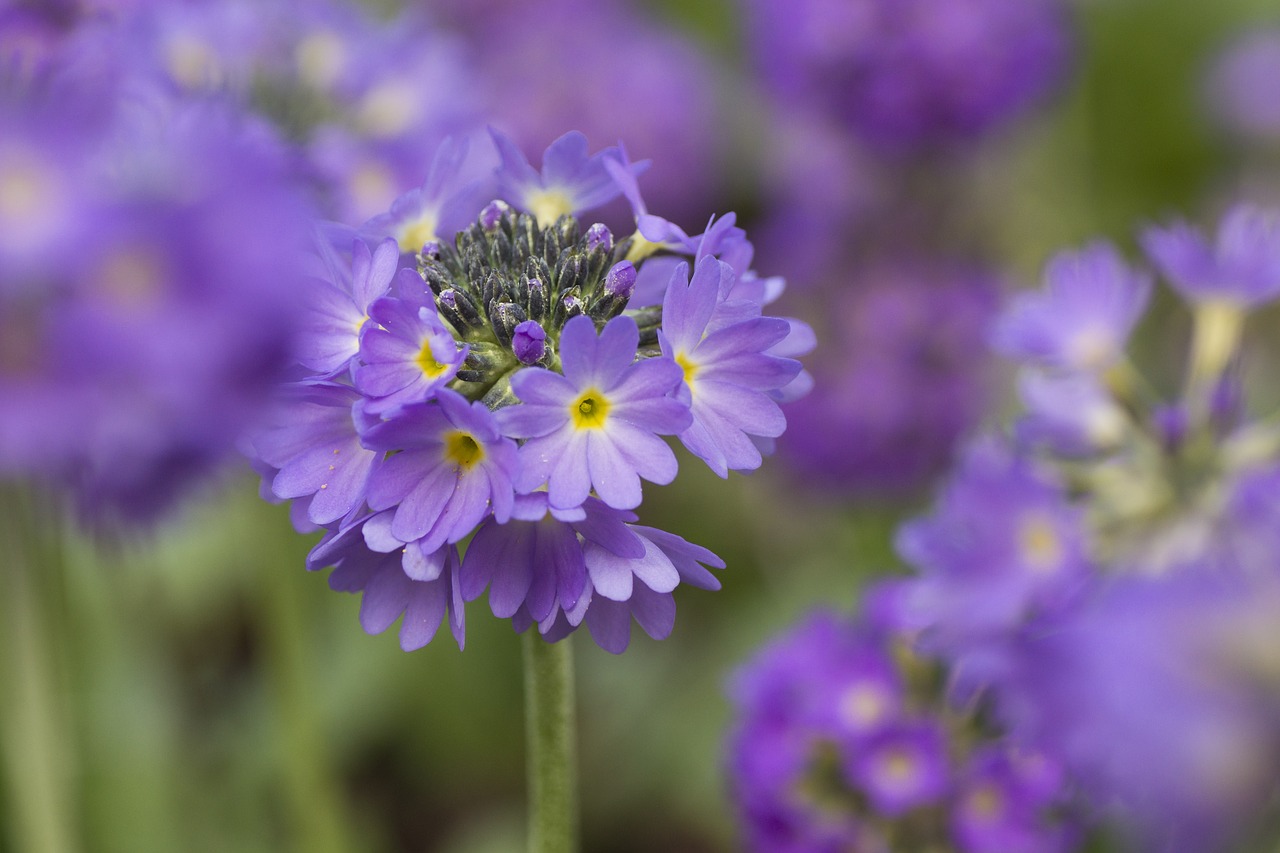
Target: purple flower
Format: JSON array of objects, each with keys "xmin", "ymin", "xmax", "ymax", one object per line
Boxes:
[
  {"xmin": 248, "ymin": 382, "xmax": 380, "ymax": 528},
  {"xmin": 659, "ymin": 257, "xmax": 801, "ymax": 477},
  {"xmin": 461, "ymin": 494, "xmax": 722, "ymax": 653},
  {"xmin": 742, "ymin": 0, "xmax": 1074, "ymax": 152},
  {"xmin": 362, "ymin": 388, "xmax": 517, "ymax": 550},
  {"xmin": 993, "ymin": 242, "xmax": 1152, "ymax": 373},
  {"xmin": 1141, "ymin": 204, "xmax": 1280, "ymax": 306},
  {"xmin": 0, "ymin": 91, "xmax": 314, "ymax": 525},
  {"xmin": 459, "ymin": 1, "xmax": 723, "ymax": 223},
  {"xmin": 1206, "ymin": 28, "xmax": 1280, "ymax": 144},
  {"xmin": 489, "ymin": 127, "xmax": 643, "ymax": 226},
  {"xmin": 354, "ymin": 291, "xmax": 467, "ymax": 413},
  {"xmin": 847, "ymin": 721, "xmax": 950, "ymax": 816},
  {"xmin": 296, "ymin": 236, "xmax": 400, "ymax": 377},
  {"xmin": 361, "ymin": 135, "xmax": 494, "ymax": 254},
  {"xmin": 778, "ymin": 259, "xmax": 997, "ymax": 497},
  {"xmin": 1015, "ymin": 371, "xmax": 1128, "ymax": 455},
  {"xmin": 499, "ymin": 314, "xmax": 691, "ymax": 511},
  {"xmin": 308, "ymin": 517, "xmax": 464, "ymax": 651},
  {"xmin": 950, "ymin": 747, "xmax": 1078, "ymax": 853},
  {"xmin": 895, "ymin": 440, "xmax": 1091, "ymax": 692},
  {"xmin": 992, "ymin": 574, "xmax": 1280, "ymax": 850}
]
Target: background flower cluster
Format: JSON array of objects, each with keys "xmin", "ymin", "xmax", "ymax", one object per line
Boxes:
[{"xmin": 5, "ymin": 0, "xmax": 1280, "ymax": 850}]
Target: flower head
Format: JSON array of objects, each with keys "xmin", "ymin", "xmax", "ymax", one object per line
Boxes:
[
  {"xmin": 1141, "ymin": 204, "xmax": 1280, "ymax": 307},
  {"xmin": 490, "ymin": 127, "xmax": 644, "ymax": 226}
]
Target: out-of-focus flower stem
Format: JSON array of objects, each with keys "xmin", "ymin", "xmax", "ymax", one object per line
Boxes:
[
  {"xmin": 523, "ymin": 633, "xmax": 578, "ymax": 853},
  {"xmin": 0, "ymin": 487, "xmax": 79, "ymax": 853},
  {"xmin": 259, "ymin": 536, "xmax": 357, "ymax": 853}
]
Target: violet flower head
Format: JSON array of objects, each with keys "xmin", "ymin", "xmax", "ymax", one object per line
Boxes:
[
  {"xmin": 725, "ymin": 600, "xmax": 1082, "ymax": 851},
  {"xmin": 490, "ymin": 127, "xmax": 645, "ymax": 226},
  {"xmin": 992, "ymin": 242, "xmax": 1152, "ymax": 373},
  {"xmin": 896, "ymin": 206, "xmax": 1280, "ymax": 846},
  {"xmin": 779, "ymin": 259, "xmax": 998, "ymax": 497},
  {"xmin": 1141, "ymin": 203, "xmax": 1280, "ymax": 307},
  {"xmin": 741, "ymin": 0, "xmax": 1074, "ymax": 152},
  {"xmin": 659, "ymin": 256, "xmax": 802, "ymax": 478},
  {"xmin": 296, "ymin": 235, "xmax": 400, "ymax": 377},
  {"xmin": 499, "ymin": 314, "xmax": 690, "ymax": 511},
  {"xmin": 1, "ymin": 89, "xmax": 314, "ymax": 526},
  {"xmin": 459, "ymin": 0, "xmax": 723, "ymax": 223},
  {"xmin": 247, "ymin": 132, "xmax": 807, "ymax": 653}
]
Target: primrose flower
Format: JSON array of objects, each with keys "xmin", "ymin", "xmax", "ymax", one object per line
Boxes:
[
  {"xmin": 992, "ymin": 242, "xmax": 1151, "ymax": 373},
  {"xmin": 1142, "ymin": 203, "xmax": 1280, "ymax": 307},
  {"xmin": 247, "ymin": 131, "xmax": 808, "ymax": 652},
  {"xmin": 660, "ymin": 257, "xmax": 802, "ymax": 477},
  {"xmin": 500, "ymin": 314, "xmax": 690, "ymax": 511},
  {"xmin": 296, "ymin": 235, "xmax": 401, "ymax": 376},
  {"xmin": 0, "ymin": 85, "xmax": 313, "ymax": 526},
  {"xmin": 354, "ymin": 290, "xmax": 468, "ymax": 413},
  {"xmin": 897, "ymin": 207, "xmax": 1280, "ymax": 847},
  {"xmin": 362, "ymin": 389, "xmax": 516, "ymax": 550},
  {"xmin": 490, "ymin": 127, "xmax": 644, "ymax": 226},
  {"xmin": 725, "ymin": 602, "xmax": 1081, "ymax": 852},
  {"xmin": 362, "ymin": 135, "xmax": 494, "ymax": 254}
]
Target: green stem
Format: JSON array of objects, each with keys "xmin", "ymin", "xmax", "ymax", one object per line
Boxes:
[
  {"xmin": 523, "ymin": 633, "xmax": 578, "ymax": 853},
  {"xmin": 259, "ymin": 531, "xmax": 356, "ymax": 853},
  {"xmin": 0, "ymin": 488, "xmax": 78, "ymax": 853}
]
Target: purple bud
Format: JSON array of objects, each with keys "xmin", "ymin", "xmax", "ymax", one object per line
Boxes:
[
  {"xmin": 439, "ymin": 290, "xmax": 458, "ymax": 309},
  {"xmin": 420, "ymin": 240, "xmax": 441, "ymax": 258},
  {"xmin": 604, "ymin": 260, "xmax": 636, "ymax": 298},
  {"xmin": 513, "ymin": 320, "xmax": 547, "ymax": 365},
  {"xmin": 480, "ymin": 200, "xmax": 510, "ymax": 230},
  {"xmin": 1152, "ymin": 404, "xmax": 1188, "ymax": 451},
  {"xmin": 586, "ymin": 223, "xmax": 613, "ymax": 253}
]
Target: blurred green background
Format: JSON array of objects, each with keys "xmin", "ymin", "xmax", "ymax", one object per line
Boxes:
[{"xmin": 5, "ymin": 0, "xmax": 1280, "ymax": 850}]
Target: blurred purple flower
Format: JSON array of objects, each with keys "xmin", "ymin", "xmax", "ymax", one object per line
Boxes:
[
  {"xmin": 992, "ymin": 242, "xmax": 1152, "ymax": 373},
  {"xmin": 778, "ymin": 259, "xmax": 998, "ymax": 497},
  {"xmin": 1142, "ymin": 203, "xmax": 1280, "ymax": 306},
  {"xmin": 741, "ymin": 0, "xmax": 1074, "ymax": 153},
  {"xmin": 1206, "ymin": 28, "xmax": 1280, "ymax": 144},
  {"xmin": 0, "ymin": 93, "xmax": 314, "ymax": 525},
  {"xmin": 458, "ymin": 0, "xmax": 725, "ymax": 227}
]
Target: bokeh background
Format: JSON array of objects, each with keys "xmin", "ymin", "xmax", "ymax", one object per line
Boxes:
[{"xmin": 5, "ymin": 0, "xmax": 1280, "ymax": 849}]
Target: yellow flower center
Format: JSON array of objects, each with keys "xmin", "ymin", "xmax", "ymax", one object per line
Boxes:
[
  {"xmin": 397, "ymin": 214, "xmax": 438, "ymax": 254},
  {"xmin": 99, "ymin": 247, "xmax": 165, "ymax": 306},
  {"xmin": 527, "ymin": 189, "xmax": 574, "ymax": 226},
  {"xmin": 838, "ymin": 683, "xmax": 891, "ymax": 729},
  {"xmin": 443, "ymin": 431, "xmax": 484, "ymax": 470},
  {"xmin": 295, "ymin": 31, "xmax": 346, "ymax": 90},
  {"xmin": 967, "ymin": 785, "xmax": 1003, "ymax": 819},
  {"xmin": 164, "ymin": 35, "xmax": 221, "ymax": 89},
  {"xmin": 571, "ymin": 390, "xmax": 610, "ymax": 429},
  {"xmin": 1018, "ymin": 513, "xmax": 1063, "ymax": 572},
  {"xmin": 416, "ymin": 339, "xmax": 449, "ymax": 378},
  {"xmin": 357, "ymin": 81, "xmax": 420, "ymax": 137},
  {"xmin": 880, "ymin": 750, "xmax": 917, "ymax": 784},
  {"xmin": 675, "ymin": 352, "xmax": 699, "ymax": 385}
]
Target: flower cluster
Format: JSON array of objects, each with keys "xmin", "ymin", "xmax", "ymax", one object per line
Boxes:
[
  {"xmin": 779, "ymin": 260, "xmax": 999, "ymax": 497},
  {"xmin": 246, "ymin": 131, "xmax": 812, "ymax": 653},
  {"xmin": 896, "ymin": 203, "xmax": 1280, "ymax": 848},
  {"xmin": 726, "ymin": 600, "xmax": 1080, "ymax": 852},
  {"xmin": 740, "ymin": 0, "xmax": 1074, "ymax": 153},
  {"xmin": 0, "ymin": 66, "xmax": 313, "ymax": 525}
]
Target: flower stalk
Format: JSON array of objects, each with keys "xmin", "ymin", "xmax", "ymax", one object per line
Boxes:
[{"xmin": 523, "ymin": 634, "xmax": 578, "ymax": 853}]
